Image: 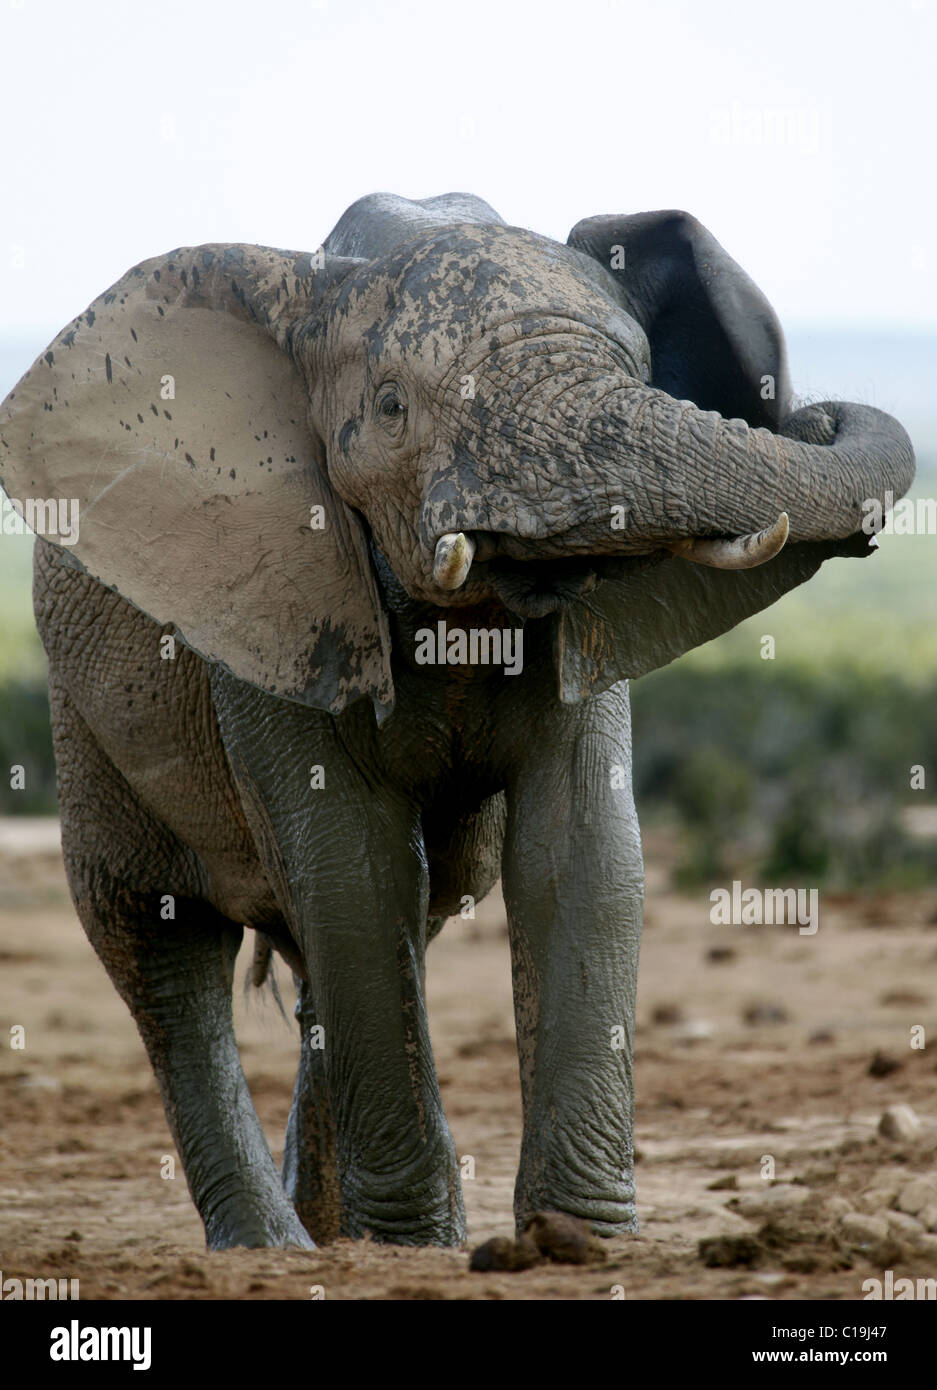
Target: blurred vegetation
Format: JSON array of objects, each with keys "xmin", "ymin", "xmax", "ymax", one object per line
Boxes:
[
  {"xmin": 0, "ymin": 532, "xmax": 45, "ymax": 681},
  {"xmin": 0, "ymin": 533, "xmax": 56, "ymax": 814},
  {"xmin": 631, "ymin": 664, "xmax": 937, "ymax": 890},
  {"xmin": 0, "ymin": 678, "xmax": 56, "ymax": 814}
]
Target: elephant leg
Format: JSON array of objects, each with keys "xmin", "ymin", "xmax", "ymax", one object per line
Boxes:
[
  {"xmin": 502, "ymin": 680, "xmax": 644, "ymax": 1236},
  {"xmin": 270, "ymin": 802, "xmax": 463, "ymax": 1244},
  {"xmin": 52, "ymin": 690, "xmax": 312, "ymax": 1250},
  {"xmin": 305, "ymin": 843, "xmax": 464, "ymax": 1244},
  {"xmin": 282, "ymin": 976, "xmax": 341, "ymax": 1244},
  {"xmin": 213, "ymin": 675, "xmax": 465, "ymax": 1246}
]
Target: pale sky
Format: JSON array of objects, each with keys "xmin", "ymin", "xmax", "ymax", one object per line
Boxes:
[{"xmin": 1, "ymin": 0, "xmax": 935, "ymax": 336}]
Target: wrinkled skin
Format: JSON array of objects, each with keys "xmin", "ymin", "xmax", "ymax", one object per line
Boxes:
[{"xmin": 1, "ymin": 192, "xmax": 914, "ymax": 1248}]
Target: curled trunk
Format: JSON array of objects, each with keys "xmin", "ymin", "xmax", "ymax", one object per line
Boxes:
[
  {"xmin": 579, "ymin": 385, "xmax": 915, "ymax": 550},
  {"xmin": 423, "ymin": 378, "xmax": 914, "ymax": 572}
]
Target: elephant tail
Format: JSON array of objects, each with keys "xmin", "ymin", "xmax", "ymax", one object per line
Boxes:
[
  {"xmin": 251, "ymin": 933, "xmax": 273, "ymax": 988},
  {"xmin": 243, "ymin": 932, "xmax": 289, "ymax": 1022}
]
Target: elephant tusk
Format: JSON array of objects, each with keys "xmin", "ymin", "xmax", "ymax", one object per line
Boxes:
[
  {"xmin": 433, "ymin": 532, "xmax": 476, "ymax": 589},
  {"xmin": 667, "ymin": 511, "xmax": 790, "ymax": 571}
]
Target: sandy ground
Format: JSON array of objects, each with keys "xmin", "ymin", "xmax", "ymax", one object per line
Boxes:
[{"xmin": 1, "ymin": 818, "xmax": 936, "ymax": 1302}]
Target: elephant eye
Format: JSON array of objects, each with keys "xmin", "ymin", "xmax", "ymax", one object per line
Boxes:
[{"xmin": 376, "ymin": 386, "xmax": 407, "ymax": 426}]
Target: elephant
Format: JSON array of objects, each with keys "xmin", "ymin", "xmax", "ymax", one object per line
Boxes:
[{"xmin": 0, "ymin": 191, "xmax": 914, "ymax": 1250}]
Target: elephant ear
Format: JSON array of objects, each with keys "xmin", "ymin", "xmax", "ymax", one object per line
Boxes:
[
  {"xmin": 568, "ymin": 209, "xmax": 791, "ymax": 427},
  {"xmin": 558, "ymin": 211, "xmax": 862, "ymax": 701},
  {"xmin": 0, "ymin": 244, "xmax": 394, "ymax": 720}
]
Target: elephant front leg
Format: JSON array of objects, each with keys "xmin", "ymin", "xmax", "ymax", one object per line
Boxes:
[
  {"xmin": 502, "ymin": 683, "xmax": 644, "ymax": 1236},
  {"xmin": 214, "ymin": 677, "xmax": 465, "ymax": 1246},
  {"xmin": 294, "ymin": 799, "xmax": 465, "ymax": 1245}
]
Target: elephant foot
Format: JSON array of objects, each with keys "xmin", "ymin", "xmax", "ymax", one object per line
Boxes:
[
  {"xmin": 342, "ymin": 1202, "xmax": 467, "ymax": 1247},
  {"xmin": 515, "ymin": 1208, "xmax": 638, "ymax": 1240},
  {"xmin": 339, "ymin": 1159, "xmax": 467, "ymax": 1247},
  {"xmin": 204, "ymin": 1190, "xmax": 317, "ymax": 1251},
  {"xmin": 515, "ymin": 1183, "xmax": 638, "ymax": 1240}
]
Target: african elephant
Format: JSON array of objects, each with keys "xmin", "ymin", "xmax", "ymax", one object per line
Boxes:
[{"xmin": 0, "ymin": 191, "xmax": 914, "ymax": 1250}]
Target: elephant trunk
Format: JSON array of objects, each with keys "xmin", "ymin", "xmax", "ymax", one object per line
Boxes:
[
  {"xmin": 425, "ymin": 375, "xmax": 914, "ymax": 593},
  {"xmin": 579, "ymin": 382, "xmax": 915, "ymax": 552}
]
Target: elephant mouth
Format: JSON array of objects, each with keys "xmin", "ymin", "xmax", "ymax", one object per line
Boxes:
[
  {"xmin": 431, "ymin": 509, "xmax": 795, "ymax": 616},
  {"xmin": 441, "ymin": 531, "xmax": 666, "ymax": 620},
  {"xmin": 482, "ymin": 554, "xmax": 607, "ymax": 618},
  {"xmin": 484, "ymin": 553, "xmax": 674, "ymax": 619}
]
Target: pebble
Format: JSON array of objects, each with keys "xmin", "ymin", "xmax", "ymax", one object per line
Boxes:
[
  {"xmin": 733, "ymin": 1184, "xmax": 811, "ymax": 1219},
  {"xmin": 878, "ymin": 1104, "xmax": 921, "ymax": 1142},
  {"xmin": 706, "ymin": 946, "xmax": 736, "ymax": 964},
  {"xmin": 468, "ymin": 1234, "xmax": 542, "ymax": 1272},
  {"xmin": 467, "ymin": 1213, "xmax": 610, "ymax": 1274},
  {"xmin": 839, "ymin": 1212, "xmax": 888, "ymax": 1245},
  {"xmin": 699, "ymin": 1233, "xmax": 761, "ymax": 1268},
  {"xmin": 918, "ymin": 1203, "xmax": 937, "ymax": 1233},
  {"xmin": 672, "ymin": 1019, "xmax": 714, "ymax": 1043},
  {"xmin": 886, "ymin": 1210, "xmax": 923, "ymax": 1237},
  {"xmin": 743, "ymin": 1003, "xmax": 790, "ymax": 1026},
  {"xmin": 869, "ymin": 1051, "xmax": 904, "ymax": 1078},
  {"xmin": 896, "ymin": 1178, "xmax": 937, "ymax": 1217},
  {"xmin": 18, "ymin": 1074, "xmax": 61, "ymax": 1091},
  {"xmin": 860, "ymin": 1183, "xmax": 901, "ymax": 1213},
  {"xmin": 523, "ymin": 1211, "xmax": 607, "ymax": 1266}
]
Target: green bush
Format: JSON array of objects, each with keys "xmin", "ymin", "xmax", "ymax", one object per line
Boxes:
[
  {"xmin": 631, "ymin": 663, "xmax": 937, "ymax": 890},
  {"xmin": 670, "ymin": 746, "xmax": 754, "ymax": 886},
  {"xmin": 0, "ymin": 678, "xmax": 57, "ymax": 814}
]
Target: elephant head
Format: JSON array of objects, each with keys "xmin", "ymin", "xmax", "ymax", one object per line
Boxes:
[{"xmin": 0, "ymin": 194, "xmax": 915, "ymax": 718}]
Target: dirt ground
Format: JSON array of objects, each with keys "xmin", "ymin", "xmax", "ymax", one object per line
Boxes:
[{"xmin": 1, "ymin": 818, "xmax": 936, "ymax": 1302}]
